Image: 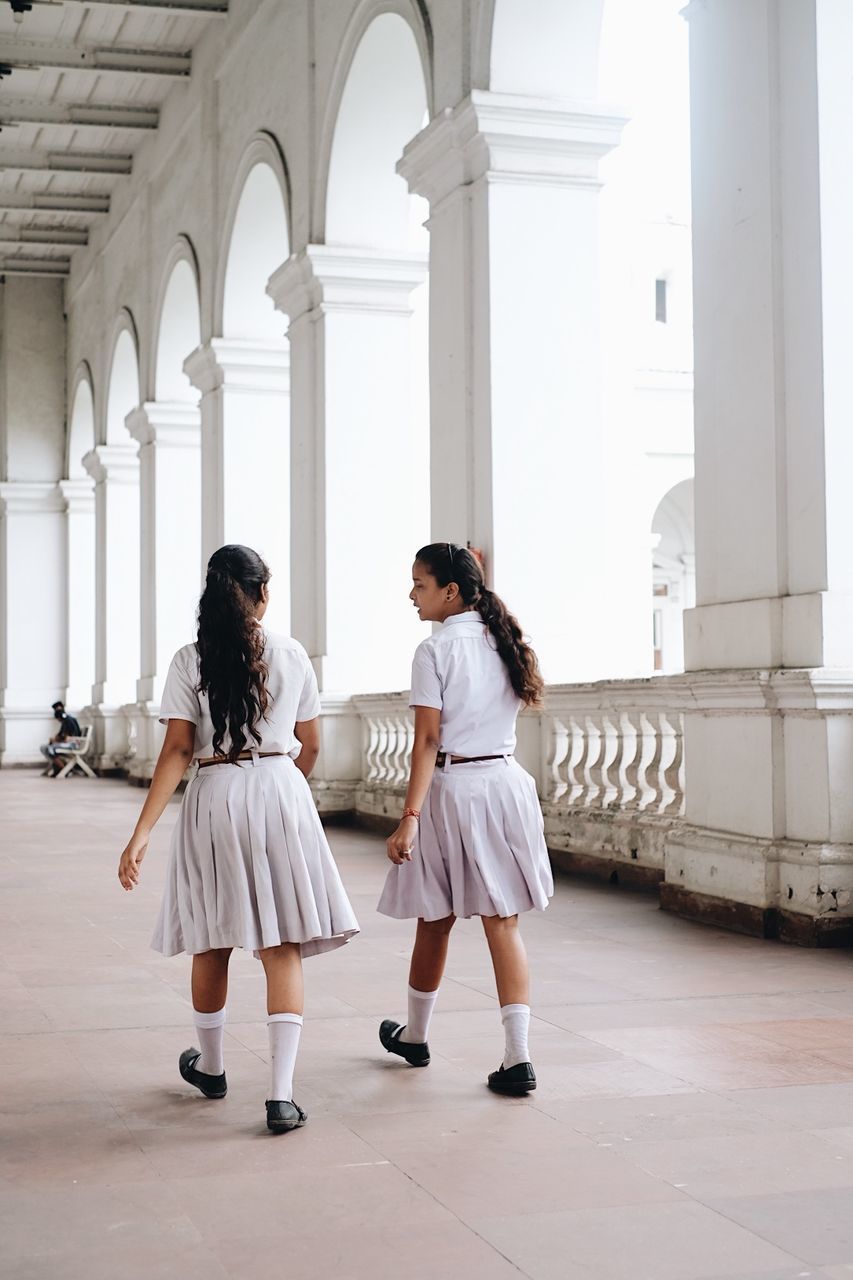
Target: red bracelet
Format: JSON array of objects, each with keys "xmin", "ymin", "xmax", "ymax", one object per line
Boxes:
[{"xmin": 402, "ymin": 807, "xmax": 420, "ymax": 821}]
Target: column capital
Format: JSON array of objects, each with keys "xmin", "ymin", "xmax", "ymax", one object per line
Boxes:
[
  {"xmin": 58, "ymin": 477, "xmax": 95, "ymax": 514},
  {"xmin": 267, "ymin": 245, "xmax": 428, "ymax": 324},
  {"xmin": 397, "ymin": 90, "xmax": 627, "ymax": 208},
  {"xmin": 126, "ymin": 401, "xmax": 201, "ymax": 448},
  {"xmin": 82, "ymin": 443, "xmax": 140, "ymax": 485},
  {"xmin": 0, "ymin": 480, "xmax": 65, "ymax": 516},
  {"xmin": 183, "ymin": 339, "xmax": 290, "ymax": 396}
]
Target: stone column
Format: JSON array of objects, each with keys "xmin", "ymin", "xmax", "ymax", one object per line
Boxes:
[
  {"xmin": 58, "ymin": 477, "xmax": 95, "ymax": 712},
  {"xmin": 267, "ymin": 246, "xmax": 429, "ymax": 694},
  {"xmin": 82, "ymin": 445, "xmax": 140, "ymax": 771},
  {"xmin": 183, "ymin": 340, "xmax": 290, "ymax": 632},
  {"xmin": 0, "ymin": 482, "xmax": 66, "ymax": 765},
  {"xmin": 665, "ymin": 0, "xmax": 853, "ymax": 942},
  {"xmin": 125, "ymin": 402, "xmax": 201, "ymax": 780},
  {"xmin": 396, "ymin": 91, "xmax": 644, "ymax": 683}
]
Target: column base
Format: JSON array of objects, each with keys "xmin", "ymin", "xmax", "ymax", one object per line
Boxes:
[
  {"xmin": 660, "ymin": 884, "xmax": 853, "ymax": 947},
  {"xmin": 81, "ymin": 704, "xmax": 134, "ymax": 774},
  {"xmin": 0, "ymin": 707, "xmax": 59, "ymax": 766}
]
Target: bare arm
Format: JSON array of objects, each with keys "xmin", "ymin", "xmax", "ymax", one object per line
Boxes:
[
  {"xmin": 386, "ymin": 706, "xmax": 441, "ymax": 865},
  {"xmin": 118, "ymin": 718, "xmax": 195, "ymax": 890},
  {"xmin": 293, "ymin": 717, "xmax": 320, "ymax": 779}
]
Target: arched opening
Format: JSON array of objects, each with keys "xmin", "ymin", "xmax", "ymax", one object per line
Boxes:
[
  {"xmin": 67, "ymin": 374, "xmax": 95, "ymax": 478},
  {"xmin": 317, "ymin": 10, "xmax": 430, "ymax": 692},
  {"xmin": 155, "ymin": 255, "xmax": 201, "ymax": 402},
  {"xmin": 105, "ymin": 327, "xmax": 140, "ymax": 446},
  {"xmin": 488, "ymin": 0, "xmax": 605, "ymax": 99},
  {"xmin": 652, "ymin": 477, "xmax": 695, "ymax": 673},
  {"xmin": 222, "ymin": 161, "xmax": 289, "ymax": 341}
]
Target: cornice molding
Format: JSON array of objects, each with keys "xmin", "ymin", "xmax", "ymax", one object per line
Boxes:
[
  {"xmin": 0, "ymin": 480, "xmax": 65, "ymax": 516},
  {"xmin": 58, "ymin": 477, "xmax": 95, "ymax": 514},
  {"xmin": 81, "ymin": 444, "xmax": 140, "ymax": 485},
  {"xmin": 126, "ymin": 401, "xmax": 201, "ymax": 448},
  {"xmin": 267, "ymin": 246, "xmax": 429, "ymax": 324},
  {"xmin": 183, "ymin": 339, "xmax": 290, "ymax": 396}
]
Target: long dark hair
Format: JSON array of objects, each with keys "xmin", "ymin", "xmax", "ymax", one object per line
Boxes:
[
  {"xmin": 416, "ymin": 542, "xmax": 544, "ymax": 707},
  {"xmin": 196, "ymin": 545, "xmax": 271, "ymax": 761}
]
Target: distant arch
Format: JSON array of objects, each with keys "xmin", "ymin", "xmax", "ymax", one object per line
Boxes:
[
  {"xmin": 104, "ymin": 317, "xmax": 141, "ymax": 445},
  {"xmin": 477, "ymin": 0, "xmax": 605, "ymax": 99},
  {"xmin": 218, "ymin": 135, "xmax": 290, "ymax": 340},
  {"xmin": 67, "ymin": 364, "xmax": 95, "ymax": 477},
  {"xmin": 320, "ymin": 5, "xmax": 431, "ymax": 247},
  {"xmin": 153, "ymin": 239, "xmax": 202, "ymax": 402}
]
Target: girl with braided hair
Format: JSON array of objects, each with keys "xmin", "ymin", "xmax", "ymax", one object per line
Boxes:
[
  {"xmin": 117, "ymin": 545, "xmax": 358, "ymax": 1134},
  {"xmin": 378, "ymin": 543, "xmax": 552, "ymax": 1095}
]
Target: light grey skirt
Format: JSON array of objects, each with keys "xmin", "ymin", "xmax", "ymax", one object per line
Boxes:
[
  {"xmin": 377, "ymin": 757, "xmax": 553, "ymax": 922},
  {"xmin": 152, "ymin": 754, "xmax": 359, "ymax": 958}
]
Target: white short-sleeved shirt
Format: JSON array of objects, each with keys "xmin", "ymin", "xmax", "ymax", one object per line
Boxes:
[
  {"xmin": 409, "ymin": 612, "xmax": 522, "ymax": 756},
  {"xmin": 159, "ymin": 629, "xmax": 321, "ymax": 760}
]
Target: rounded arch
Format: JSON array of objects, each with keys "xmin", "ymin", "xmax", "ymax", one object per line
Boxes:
[
  {"xmin": 67, "ymin": 363, "xmax": 95, "ymax": 478},
  {"xmin": 319, "ymin": 2, "xmax": 432, "ymax": 246},
  {"xmin": 152, "ymin": 237, "xmax": 202, "ymax": 402},
  {"xmin": 104, "ymin": 315, "xmax": 141, "ymax": 445},
  {"xmin": 652, "ymin": 476, "xmax": 694, "ymax": 564},
  {"xmin": 217, "ymin": 134, "xmax": 290, "ymax": 340},
  {"xmin": 477, "ymin": 0, "xmax": 605, "ymax": 99}
]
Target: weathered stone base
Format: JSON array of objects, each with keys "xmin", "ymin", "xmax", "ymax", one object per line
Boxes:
[{"xmin": 660, "ymin": 883, "xmax": 853, "ymax": 947}]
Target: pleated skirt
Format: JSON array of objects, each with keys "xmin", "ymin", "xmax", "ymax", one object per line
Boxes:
[
  {"xmin": 152, "ymin": 755, "xmax": 359, "ymax": 958},
  {"xmin": 377, "ymin": 757, "xmax": 553, "ymax": 922}
]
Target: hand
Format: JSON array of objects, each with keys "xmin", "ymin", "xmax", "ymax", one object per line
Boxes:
[
  {"xmin": 386, "ymin": 816, "xmax": 419, "ymax": 865},
  {"xmin": 118, "ymin": 832, "xmax": 149, "ymax": 890}
]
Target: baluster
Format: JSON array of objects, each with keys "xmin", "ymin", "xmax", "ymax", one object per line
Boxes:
[
  {"xmin": 363, "ymin": 715, "xmax": 380, "ymax": 785},
  {"xmin": 599, "ymin": 711, "xmax": 622, "ymax": 808},
  {"xmin": 636, "ymin": 710, "xmax": 661, "ymax": 811},
  {"xmin": 375, "ymin": 718, "xmax": 391, "ymax": 785},
  {"xmin": 660, "ymin": 711, "xmax": 683, "ymax": 816},
  {"xmin": 565, "ymin": 715, "xmax": 588, "ymax": 805},
  {"xmin": 544, "ymin": 716, "xmax": 569, "ymax": 803},
  {"xmin": 618, "ymin": 710, "xmax": 642, "ymax": 809},
  {"xmin": 390, "ymin": 712, "xmax": 413, "ymax": 787},
  {"xmin": 580, "ymin": 715, "xmax": 604, "ymax": 808}
]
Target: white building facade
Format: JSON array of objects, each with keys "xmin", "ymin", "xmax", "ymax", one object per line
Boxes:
[{"xmin": 2, "ymin": 0, "xmax": 851, "ymax": 945}]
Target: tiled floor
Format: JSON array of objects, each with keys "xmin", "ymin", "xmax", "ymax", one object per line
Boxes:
[{"xmin": 3, "ymin": 771, "xmax": 853, "ymax": 1280}]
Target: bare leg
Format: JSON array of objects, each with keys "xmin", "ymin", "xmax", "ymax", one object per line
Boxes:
[
  {"xmin": 481, "ymin": 915, "xmax": 529, "ymax": 1006},
  {"xmin": 259, "ymin": 942, "xmax": 304, "ymax": 1015},
  {"xmin": 408, "ymin": 915, "xmax": 455, "ymax": 991},
  {"xmin": 191, "ymin": 947, "xmax": 232, "ymax": 1012}
]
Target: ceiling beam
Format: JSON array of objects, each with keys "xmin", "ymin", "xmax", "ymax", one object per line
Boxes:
[
  {"xmin": 28, "ymin": 0, "xmax": 227, "ymax": 13},
  {"xmin": 0, "ymin": 225, "xmax": 88, "ymax": 245},
  {"xmin": 0, "ymin": 37, "xmax": 191, "ymax": 77},
  {"xmin": 0, "ymin": 147, "xmax": 132, "ymax": 173},
  {"xmin": 0, "ymin": 97, "xmax": 159, "ymax": 130},
  {"xmin": 0, "ymin": 256, "xmax": 70, "ymax": 277},
  {"xmin": 0, "ymin": 191, "xmax": 109, "ymax": 214}
]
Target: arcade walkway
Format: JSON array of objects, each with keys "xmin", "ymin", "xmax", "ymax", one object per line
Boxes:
[{"xmin": 3, "ymin": 770, "xmax": 853, "ymax": 1280}]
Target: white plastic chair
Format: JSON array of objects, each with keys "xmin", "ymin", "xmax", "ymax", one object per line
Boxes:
[{"xmin": 55, "ymin": 726, "xmax": 97, "ymax": 779}]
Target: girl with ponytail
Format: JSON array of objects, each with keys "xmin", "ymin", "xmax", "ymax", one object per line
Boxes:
[
  {"xmin": 378, "ymin": 543, "xmax": 553, "ymax": 1096},
  {"xmin": 117, "ymin": 545, "xmax": 358, "ymax": 1135}
]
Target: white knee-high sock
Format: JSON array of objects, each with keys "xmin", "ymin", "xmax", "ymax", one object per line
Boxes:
[
  {"xmin": 268, "ymin": 1013, "xmax": 303, "ymax": 1101},
  {"xmin": 501, "ymin": 1003, "xmax": 531, "ymax": 1069},
  {"xmin": 194, "ymin": 1007, "xmax": 226, "ymax": 1075},
  {"xmin": 400, "ymin": 986, "xmax": 439, "ymax": 1044}
]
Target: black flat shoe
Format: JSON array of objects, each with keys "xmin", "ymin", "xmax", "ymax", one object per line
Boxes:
[
  {"xmin": 487, "ymin": 1062, "xmax": 537, "ymax": 1096},
  {"xmin": 266, "ymin": 1099, "xmax": 307, "ymax": 1133},
  {"xmin": 178, "ymin": 1047, "xmax": 227, "ymax": 1099},
  {"xmin": 379, "ymin": 1020, "xmax": 430, "ymax": 1067}
]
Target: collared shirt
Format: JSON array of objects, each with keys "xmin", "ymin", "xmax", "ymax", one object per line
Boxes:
[
  {"xmin": 409, "ymin": 611, "xmax": 522, "ymax": 756},
  {"xmin": 159, "ymin": 630, "xmax": 321, "ymax": 760}
]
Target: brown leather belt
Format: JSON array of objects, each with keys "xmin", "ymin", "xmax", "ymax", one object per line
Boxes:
[
  {"xmin": 197, "ymin": 750, "xmax": 285, "ymax": 769},
  {"xmin": 435, "ymin": 752, "xmax": 508, "ymax": 767}
]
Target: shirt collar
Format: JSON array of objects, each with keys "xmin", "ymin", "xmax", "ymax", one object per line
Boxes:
[{"xmin": 442, "ymin": 611, "xmax": 485, "ymax": 628}]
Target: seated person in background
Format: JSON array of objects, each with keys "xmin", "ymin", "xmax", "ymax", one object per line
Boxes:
[{"xmin": 40, "ymin": 701, "xmax": 81, "ymax": 777}]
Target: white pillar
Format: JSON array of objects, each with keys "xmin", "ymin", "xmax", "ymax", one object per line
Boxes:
[
  {"xmin": 58, "ymin": 477, "xmax": 95, "ymax": 712},
  {"xmin": 123, "ymin": 403, "xmax": 201, "ymax": 779},
  {"xmin": 397, "ymin": 91, "xmax": 643, "ymax": 683},
  {"xmin": 665, "ymin": 0, "xmax": 853, "ymax": 943},
  {"xmin": 183, "ymin": 340, "xmax": 290, "ymax": 632},
  {"xmin": 0, "ymin": 483, "xmax": 66, "ymax": 764},
  {"xmin": 267, "ymin": 246, "xmax": 429, "ymax": 693},
  {"xmin": 82, "ymin": 445, "xmax": 140, "ymax": 770}
]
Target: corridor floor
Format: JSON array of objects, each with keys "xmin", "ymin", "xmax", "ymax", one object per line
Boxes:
[{"xmin": 3, "ymin": 769, "xmax": 853, "ymax": 1280}]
